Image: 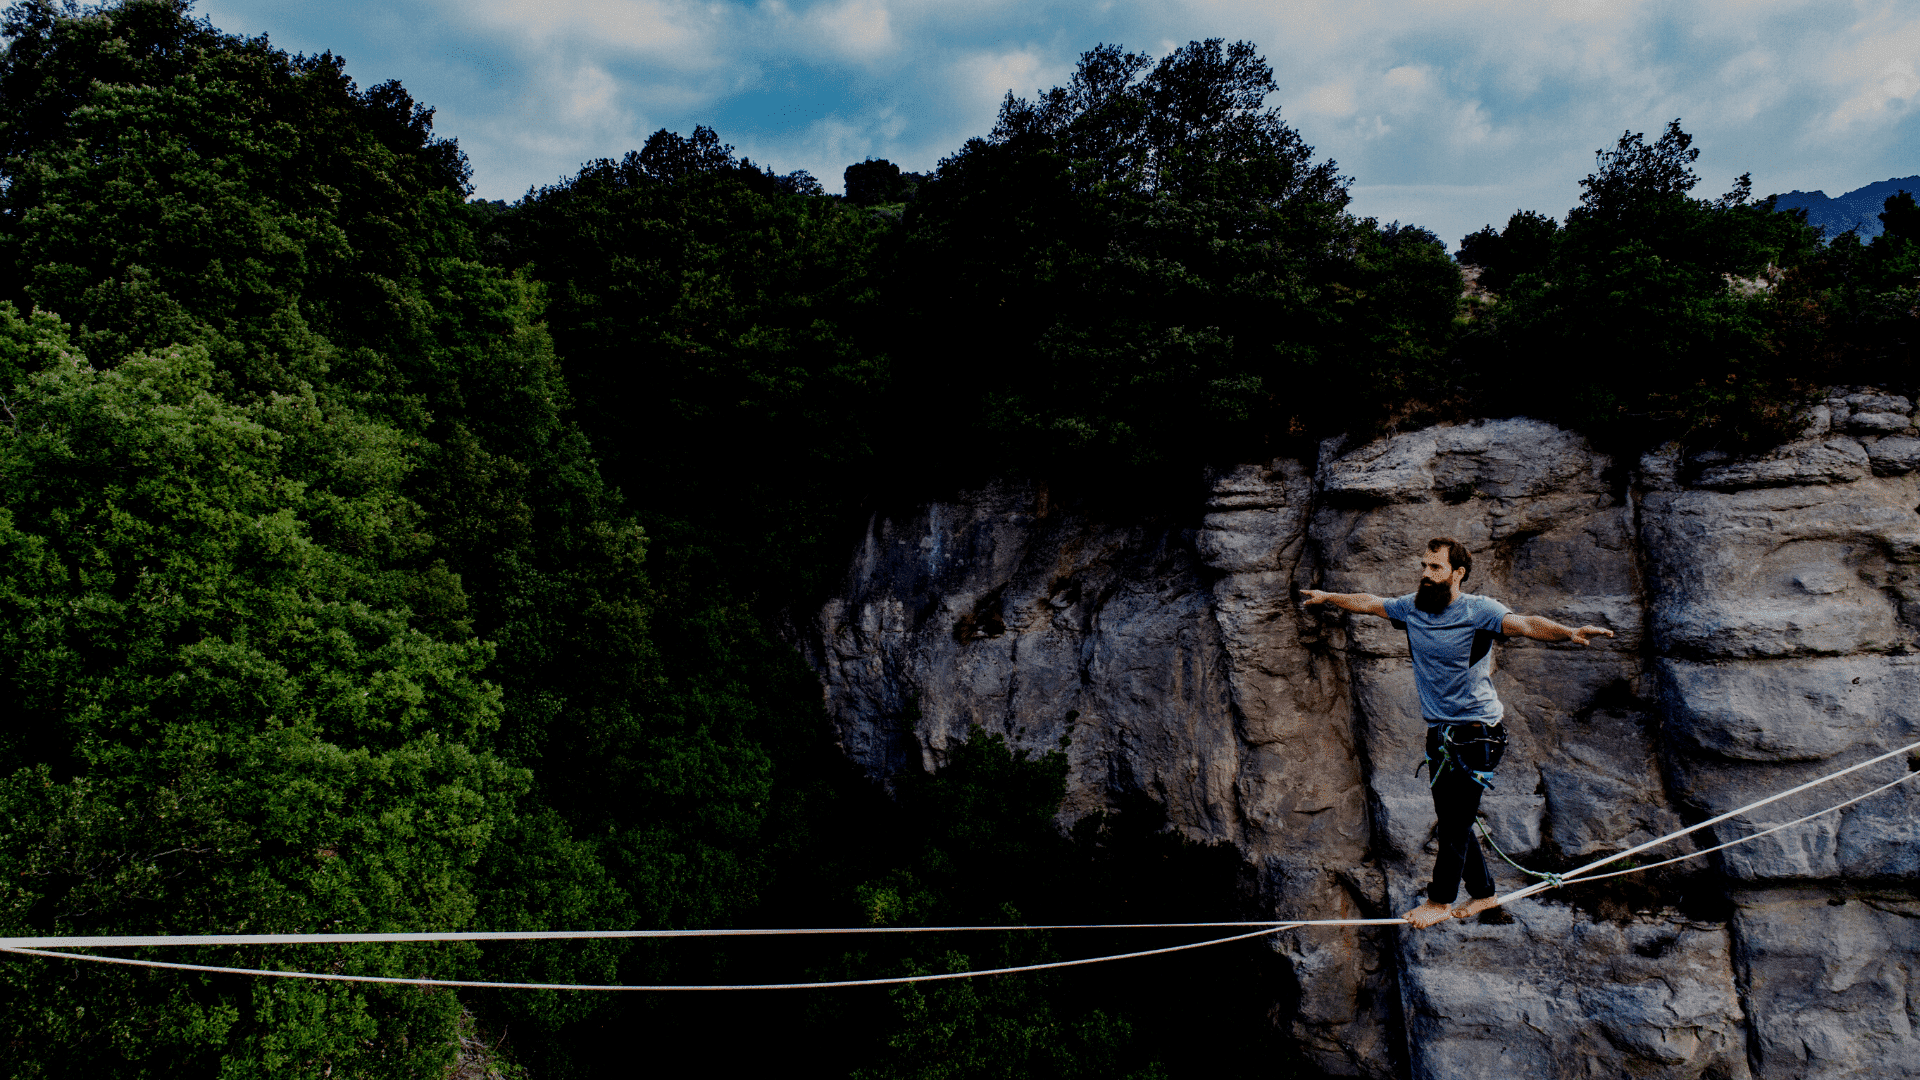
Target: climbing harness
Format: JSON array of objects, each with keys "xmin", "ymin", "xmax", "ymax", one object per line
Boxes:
[
  {"xmin": 2, "ymin": 737, "xmax": 1916, "ymax": 991},
  {"xmin": 1418, "ymin": 721, "xmax": 1508, "ymax": 789}
]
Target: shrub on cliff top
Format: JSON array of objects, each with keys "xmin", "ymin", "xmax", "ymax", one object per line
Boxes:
[
  {"xmin": 891, "ymin": 40, "xmax": 1463, "ymax": 484},
  {"xmin": 1454, "ymin": 120, "xmax": 1865, "ymax": 450}
]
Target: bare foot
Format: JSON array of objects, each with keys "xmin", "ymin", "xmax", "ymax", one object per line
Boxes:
[
  {"xmin": 1451, "ymin": 896, "xmax": 1500, "ymax": 920},
  {"xmin": 1403, "ymin": 901, "xmax": 1453, "ymax": 929}
]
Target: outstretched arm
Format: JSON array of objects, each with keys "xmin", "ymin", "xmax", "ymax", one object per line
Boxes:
[
  {"xmin": 1502, "ymin": 613, "xmax": 1615, "ymax": 646},
  {"xmin": 1300, "ymin": 590, "xmax": 1390, "ymax": 619}
]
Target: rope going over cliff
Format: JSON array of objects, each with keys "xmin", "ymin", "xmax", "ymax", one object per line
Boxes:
[
  {"xmin": 3, "ymin": 737, "xmax": 1916, "ymax": 991},
  {"xmin": 1492, "ymin": 736, "xmax": 1920, "ymax": 909}
]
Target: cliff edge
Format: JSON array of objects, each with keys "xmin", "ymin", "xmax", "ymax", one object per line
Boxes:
[{"xmin": 803, "ymin": 390, "xmax": 1920, "ymax": 1079}]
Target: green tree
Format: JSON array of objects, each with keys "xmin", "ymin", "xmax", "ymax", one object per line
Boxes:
[
  {"xmin": 1455, "ymin": 210, "xmax": 1558, "ymax": 296},
  {"xmin": 895, "ymin": 40, "xmax": 1461, "ymax": 484},
  {"xmin": 0, "ymin": 0, "xmax": 469, "ymax": 399},
  {"xmin": 0, "ymin": 325, "xmax": 515, "ymax": 1077},
  {"xmin": 1766, "ymin": 189, "xmax": 1920, "ymax": 385},
  {"xmin": 0, "ymin": 3, "xmax": 656, "ymax": 1069},
  {"xmin": 1455, "ymin": 120, "xmax": 1823, "ymax": 447},
  {"xmin": 845, "ymin": 158, "xmax": 921, "ymax": 205},
  {"xmin": 481, "ymin": 145, "xmax": 892, "ymax": 607}
]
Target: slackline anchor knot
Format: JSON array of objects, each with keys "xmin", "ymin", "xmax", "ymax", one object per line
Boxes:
[{"xmin": 1476, "ymin": 818, "xmax": 1565, "ymax": 889}]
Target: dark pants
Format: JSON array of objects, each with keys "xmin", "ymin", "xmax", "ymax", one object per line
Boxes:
[{"xmin": 1423, "ymin": 722, "xmax": 1508, "ymax": 905}]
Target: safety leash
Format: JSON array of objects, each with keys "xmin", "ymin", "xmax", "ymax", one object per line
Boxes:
[{"xmin": 1475, "ymin": 818, "xmax": 1565, "ymax": 890}]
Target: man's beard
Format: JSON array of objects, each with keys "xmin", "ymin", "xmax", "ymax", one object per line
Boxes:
[{"xmin": 1414, "ymin": 578, "xmax": 1454, "ymax": 615}]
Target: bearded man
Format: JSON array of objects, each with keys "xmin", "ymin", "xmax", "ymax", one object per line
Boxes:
[{"xmin": 1300, "ymin": 537, "xmax": 1615, "ymax": 929}]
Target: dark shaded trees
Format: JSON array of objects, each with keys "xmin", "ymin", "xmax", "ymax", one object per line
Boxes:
[
  {"xmin": 1764, "ymin": 188, "xmax": 1920, "ymax": 386},
  {"xmin": 464, "ymin": 43, "xmax": 1391, "ymax": 1074},
  {"xmin": 1454, "ymin": 120, "xmax": 1825, "ymax": 447},
  {"xmin": 844, "ymin": 157, "xmax": 922, "ymax": 205},
  {"xmin": 1456, "ymin": 210, "xmax": 1558, "ymax": 296},
  {"xmin": 896, "ymin": 39, "xmax": 1461, "ymax": 486},
  {"xmin": 481, "ymin": 148, "xmax": 891, "ymax": 608}
]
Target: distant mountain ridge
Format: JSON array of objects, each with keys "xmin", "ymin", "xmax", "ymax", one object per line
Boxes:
[{"xmin": 1770, "ymin": 175, "xmax": 1920, "ymax": 239}]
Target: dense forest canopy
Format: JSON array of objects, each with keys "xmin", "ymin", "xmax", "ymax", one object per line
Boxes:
[
  {"xmin": 1454, "ymin": 119, "xmax": 1917, "ymax": 447},
  {"xmin": 0, "ymin": 1, "xmax": 1912, "ymax": 1077}
]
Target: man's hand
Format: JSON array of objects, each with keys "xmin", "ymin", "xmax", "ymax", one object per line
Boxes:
[
  {"xmin": 1299, "ymin": 589, "xmax": 1332, "ymax": 606},
  {"xmin": 1569, "ymin": 625, "xmax": 1615, "ymax": 646}
]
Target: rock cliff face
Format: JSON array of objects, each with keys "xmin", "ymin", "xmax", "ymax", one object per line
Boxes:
[{"xmin": 803, "ymin": 391, "xmax": 1920, "ymax": 1080}]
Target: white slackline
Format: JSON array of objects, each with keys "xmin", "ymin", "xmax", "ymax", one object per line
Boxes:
[
  {"xmin": 0, "ymin": 919, "xmax": 1398, "ymax": 951},
  {"xmin": 0, "ymin": 920, "xmax": 1406, "ymax": 992},
  {"xmin": 1498, "ymin": 737, "xmax": 1920, "ymax": 906},
  {"xmin": 1565, "ymin": 767, "xmax": 1920, "ymax": 886},
  {"xmin": 4, "ymin": 737, "xmax": 1913, "ymax": 991}
]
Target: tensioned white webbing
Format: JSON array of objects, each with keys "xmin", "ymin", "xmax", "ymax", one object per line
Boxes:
[
  {"xmin": 2, "ymin": 737, "xmax": 1913, "ymax": 991},
  {"xmin": 1496, "ymin": 736, "xmax": 1920, "ymax": 906},
  {"xmin": 0, "ymin": 918, "xmax": 1400, "ymax": 950},
  {"xmin": 0, "ymin": 920, "xmax": 1409, "ymax": 991},
  {"xmin": 1565, "ymin": 767, "xmax": 1920, "ymax": 886}
]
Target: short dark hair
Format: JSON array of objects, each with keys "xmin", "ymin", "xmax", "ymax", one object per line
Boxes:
[{"xmin": 1428, "ymin": 537, "xmax": 1472, "ymax": 582}]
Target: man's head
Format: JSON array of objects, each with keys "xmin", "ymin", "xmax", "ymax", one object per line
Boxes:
[{"xmin": 1414, "ymin": 537, "xmax": 1471, "ymax": 613}]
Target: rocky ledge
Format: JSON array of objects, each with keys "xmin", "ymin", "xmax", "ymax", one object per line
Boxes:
[{"xmin": 802, "ymin": 391, "xmax": 1920, "ymax": 1080}]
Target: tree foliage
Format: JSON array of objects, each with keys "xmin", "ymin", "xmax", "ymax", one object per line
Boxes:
[
  {"xmin": 1454, "ymin": 120, "xmax": 1832, "ymax": 447},
  {"xmin": 843, "ymin": 158, "xmax": 922, "ymax": 205},
  {"xmin": 481, "ymin": 142, "xmax": 892, "ymax": 608},
  {"xmin": 0, "ymin": 2, "xmax": 647, "ymax": 1071},
  {"xmin": 896, "ymin": 39, "xmax": 1460, "ymax": 485},
  {"xmin": 0, "ymin": 324, "xmax": 514, "ymax": 1076}
]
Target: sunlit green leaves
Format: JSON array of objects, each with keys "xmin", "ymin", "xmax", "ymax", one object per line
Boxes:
[{"xmin": 0, "ymin": 340, "xmax": 513, "ymax": 1075}]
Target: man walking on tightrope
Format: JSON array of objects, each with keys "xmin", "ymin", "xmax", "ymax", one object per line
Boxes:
[{"xmin": 1300, "ymin": 538, "xmax": 1614, "ymax": 929}]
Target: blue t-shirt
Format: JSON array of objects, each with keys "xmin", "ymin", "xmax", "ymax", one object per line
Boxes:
[{"xmin": 1381, "ymin": 592, "xmax": 1512, "ymax": 724}]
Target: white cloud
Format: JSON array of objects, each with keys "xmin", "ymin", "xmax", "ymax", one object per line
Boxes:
[
  {"xmin": 225, "ymin": 0, "xmax": 1912, "ymax": 226},
  {"xmin": 560, "ymin": 64, "xmax": 624, "ymax": 123},
  {"xmin": 1382, "ymin": 65, "xmax": 1429, "ymax": 94},
  {"xmin": 807, "ymin": 0, "xmax": 897, "ymax": 61},
  {"xmin": 1303, "ymin": 80, "xmax": 1356, "ymax": 118},
  {"xmin": 953, "ymin": 46, "xmax": 1064, "ymax": 117},
  {"xmin": 1828, "ymin": 36, "xmax": 1920, "ymax": 129},
  {"xmin": 1354, "ymin": 114, "xmax": 1391, "ymax": 140},
  {"xmin": 470, "ymin": 0, "xmax": 724, "ymax": 66},
  {"xmin": 1451, "ymin": 100, "xmax": 1495, "ymax": 146}
]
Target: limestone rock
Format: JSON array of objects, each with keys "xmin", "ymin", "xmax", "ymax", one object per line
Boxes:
[
  {"xmin": 807, "ymin": 402, "xmax": 1920, "ymax": 1078},
  {"xmin": 1849, "ymin": 412, "xmax": 1913, "ymax": 435},
  {"xmin": 1735, "ymin": 890, "xmax": 1920, "ymax": 1078},
  {"xmin": 1691, "ymin": 437, "xmax": 1869, "ymax": 491},
  {"xmin": 1802, "ymin": 404, "xmax": 1834, "ymax": 438},
  {"xmin": 1320, "ymin": 419, "xmax": 1606, "ymax": 505},
  {"xmin": 1867, "ymin": 435, "xmax": 1920, "ymax": 475},
  {"xmin": 1818, "ymin": 390, "xmax": 1915, "ymax": 440},
  {"xmin": 1657, "ymin": 658, "xmax": 1920, "ymax": 882},
  {"xmin": 808, "ymin": 470, "xmax": 1393, "ymax": 1076},
  {"xmin": 1639, "ymin": 479, "xmax": 1920, "ymax": 659},
  {"xmin": 1659, "ymin": 657, "xmax": 1898, "ymax": 763},
  {"xmin": 1843, "ymin": 391, "xmax": 1913, "ymax": 435},
  {"xmin": 1397, "ymin": 898, "xmax": 1749, "ymax": 1080}
]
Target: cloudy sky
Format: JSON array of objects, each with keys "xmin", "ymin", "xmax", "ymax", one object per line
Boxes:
[{"xmin": 194, "ymin": 0, "xmax": 1919, "ymax": 249}]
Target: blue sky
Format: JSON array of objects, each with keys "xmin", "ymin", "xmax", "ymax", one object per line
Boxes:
[{"xmin": 193, "ymin": 0, "xmax": 1919, "ymax": 249}]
